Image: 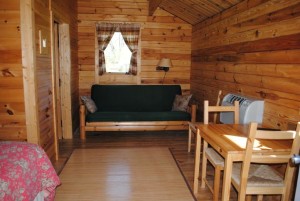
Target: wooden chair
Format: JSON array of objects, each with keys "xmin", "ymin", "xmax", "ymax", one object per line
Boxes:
[
  {"xmin": 200, "ymin": 100, "xmax": 239, "ymax": 201},
  {"xmin": 231, "ymin": 122, "xmax": 300, "ymax": 201},
  {"xmin": 188, "ymin": 90, "xmax": 223, "ymax": 152}
]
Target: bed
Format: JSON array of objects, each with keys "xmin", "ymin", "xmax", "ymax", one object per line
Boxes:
[{"xmin": 0, "ymin": 141, "xmax": 61, "ymax": 201}]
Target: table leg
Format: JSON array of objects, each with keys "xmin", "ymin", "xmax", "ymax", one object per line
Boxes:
[
  {"xmin": 222, "ymin": 154, "xmax": 233, "ymax": 201},
  {"xmin": 201, "ymin": 140, "xmax": 208, "ymax": 188},
  {"xmin": 193, "ymin": 129, "xmax": 201, "ymax": 194}
]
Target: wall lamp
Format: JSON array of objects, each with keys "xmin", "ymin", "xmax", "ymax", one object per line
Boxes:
[
  {"xmin": 156, "ymin": 58, "xmax": 172, "ymax": 72},
  {"xmin": 156, "ymin": 58, "xmax": 172, "ymax": 84}
]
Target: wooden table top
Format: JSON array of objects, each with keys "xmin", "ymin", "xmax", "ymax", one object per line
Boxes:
[{"xmin": 194, "ymin": 124, "xmax": 292, "ymax": 159}]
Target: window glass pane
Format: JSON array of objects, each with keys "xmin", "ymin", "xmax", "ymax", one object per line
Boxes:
[{"xmin": 104, "ymin": 32, "xmax": 132, "ymax": 73}]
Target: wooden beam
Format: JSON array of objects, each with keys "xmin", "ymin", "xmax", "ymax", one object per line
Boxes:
[
  {"xmin": 59, "ymin": 24, "xmax": 73, "ymax": 139},
  {"xmin": 148, "ymin": 0, "xmax": 163, "ymax": 16},
  {"xmin": 20, "ymin": 0, "xmax": 40, "ymax": 144},
  {"xmin": 50, "ymin": 13, "xmax": 59, "ymax": 160}
]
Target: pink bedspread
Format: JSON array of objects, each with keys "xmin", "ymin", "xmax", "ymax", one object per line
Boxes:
[{"xmin": 0, "ymin": 141, "xmax": 61, "ymax": 201}]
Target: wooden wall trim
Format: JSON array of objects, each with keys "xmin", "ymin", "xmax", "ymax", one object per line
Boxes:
[
  {"xmin": 59, "ymin": 23, "xmax": 73, "ymax": 139},
  {"xmin": 20, "ymin": 0, "xmax": 40, "ymax": 144},
  {"xmin": 94, "ymin": 26, "xmax": 99, "ymax": 84},
  {"xmin": 50, "ymin": 13, "xmax": 59, "ymax": 160}
]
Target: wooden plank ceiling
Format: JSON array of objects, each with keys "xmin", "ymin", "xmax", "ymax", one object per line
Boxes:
[{"xmin": 149, "ymin": 0, "xmax": 243, "ymax": 25}]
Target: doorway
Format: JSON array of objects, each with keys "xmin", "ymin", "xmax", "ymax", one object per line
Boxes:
[{"xmin": 52, "ymin": 19, "xmax": 73, "ymax": 159}]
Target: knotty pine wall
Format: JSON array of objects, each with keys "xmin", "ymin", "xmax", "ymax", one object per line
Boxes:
[
  {"xmin": 191, "ymin": 0, "xmax": 300, "ymax": 129},
  {"xmin": 78, "ymin": 0, "xmax": 192, "ymax": 96},
  {"xmin": 33, "ymin": 0, "xmax": 78, "ymax": 157},
  {"xmin": 0, "ymin": 0, "xmax": 77, "ymax": 159},
  {"xmin": 34, "ymin": 0, "xmax": 56, "ymax": 158},
  {"xmin": 0, "ymin": 0, "xmax": 25, "ymax": 141}
]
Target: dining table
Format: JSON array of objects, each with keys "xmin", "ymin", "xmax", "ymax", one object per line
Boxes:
[{"xmin": 192, "ymin": 123, "xmax": 292, "ymax": 201}]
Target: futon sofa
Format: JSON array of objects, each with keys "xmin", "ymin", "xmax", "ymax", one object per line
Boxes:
[{"xmin": 80, "ymin": 85, "xmax": 196, "ymax": 139}]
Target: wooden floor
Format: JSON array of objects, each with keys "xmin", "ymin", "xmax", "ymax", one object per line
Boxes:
[{"xmin": 52, "ymin": 130, "xmax": 282, "ymax": 201}]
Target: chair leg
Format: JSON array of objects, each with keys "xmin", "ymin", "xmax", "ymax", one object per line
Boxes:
[
  {"xmin": 281, "ymin": 165, "xmax": 294, "ymax": 201},
  {"xmin": 213, "ymin": 166, "xmax": 221, "ymax": 201},
  {"xmin": 256, "ymin": 195, "xmax": 263, "ymax": 201},
  {"xmin": 238, "ymin": 193, "xmax": 246, "ymax": 201},
  {"xmin": 245, "ymin": 195, "xmax": 252, "ymax": 201},
  {"xmin": 201, "ymin": 140, "xmax": 208, "ymax": 188},
  {"xmin": 193, "ymin": 130, "xmax": 202, "ymax": 194},
  {"xmin": 188, "ymin": 127, "xmax": 192, "ymax": 152}
]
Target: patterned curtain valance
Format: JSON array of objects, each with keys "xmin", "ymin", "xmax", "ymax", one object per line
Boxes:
[{"xmin": 96, "ymin": 23, "xmax": 140, "ymax": 75}]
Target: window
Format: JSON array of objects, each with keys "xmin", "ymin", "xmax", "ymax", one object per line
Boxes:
[
  {"xmin": 96, "ymin": 23, "xmax": 140, "ymax": 76},
  {"xmin": 104, "ymin": 32, "xmax": 132, "ymax": 73}
]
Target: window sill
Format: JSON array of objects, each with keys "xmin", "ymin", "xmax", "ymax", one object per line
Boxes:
[{"xmin": 96, "ymin": 73, "xmax": 138, "ymax": 84}]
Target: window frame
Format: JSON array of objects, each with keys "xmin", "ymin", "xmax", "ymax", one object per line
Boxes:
[{"xmin": 94, "ymin": 23, "xmax": 141, "ymax": 84}]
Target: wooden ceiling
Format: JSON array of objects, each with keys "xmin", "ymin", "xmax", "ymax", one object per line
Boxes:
[{"xmin": 149, "ymin": 0, "xmax": 244, "ymax": 25}]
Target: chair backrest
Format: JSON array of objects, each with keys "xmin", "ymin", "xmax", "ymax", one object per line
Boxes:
[
  {"xmin": 203, "ymin": 100, "xmax": 239, "ymax": 124},
  {"xmin": 213, "ymin": 90, "xmax": 223, "ymax": 123},
  {"xmin": 239, "ymin": 122, "xmax": 300, "ymax": 195}
]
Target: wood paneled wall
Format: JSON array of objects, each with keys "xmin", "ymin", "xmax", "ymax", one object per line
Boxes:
[
  {"xmin": 0, "ymin": 0, "xmax": 78, "ymax": 159},
  {"xmin": 33, "ymin": 0, "xmax": 55, "ymax": 158},
  {"xmin": 0, "ymin": 0, "xmax": 26, "ymax": 141},
  {"xmin": 78, "ymin": 0, "xmax": 192, "ymax": 95},
  {"xmin": 191, "ymin": 0, "xmax": 300, "ymax": 129},
  {"xmin": 32, "ymin": 0, "xmax": 77, "ymax": 157}
]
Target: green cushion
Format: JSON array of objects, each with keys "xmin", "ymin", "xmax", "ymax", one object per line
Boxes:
[
  {"xmin": 91, "ymin": 85, "xmax": 182, "ymax": 112},
  {"xmin": 86, "ymin": 111, "xmax": 191, "ymax": 122}
]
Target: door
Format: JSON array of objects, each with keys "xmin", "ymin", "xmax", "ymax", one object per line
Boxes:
[{"xmin": 53, "ymin": 22, "xmax": 63, "ymax": 140}]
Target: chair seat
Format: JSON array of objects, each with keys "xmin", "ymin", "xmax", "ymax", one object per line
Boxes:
[
  {"xmin": 206, "ymin": 148, "xmax": 224, "ymax": 166},
  {"xmin": 232, "ymin": 163, "xmax": 284, "ymax": 187}
]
